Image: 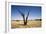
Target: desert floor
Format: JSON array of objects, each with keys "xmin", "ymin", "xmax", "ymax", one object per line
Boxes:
[{"xmin": 11, "ymin": 20, "xmax": 41, "ymax": 28}]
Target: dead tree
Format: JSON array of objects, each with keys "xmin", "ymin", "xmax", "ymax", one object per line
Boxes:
[
  {"xmin": 25, "ymin": 11, "xmax": 30, "ymax": 25},
  {"xmin": 16, "ymin": 8, "xmax": 30, "ymax": 25}
]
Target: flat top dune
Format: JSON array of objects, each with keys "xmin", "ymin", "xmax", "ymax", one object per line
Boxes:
[{"xmin": 11, "ymin": 20, "xmax": 41, "ymax": 28}]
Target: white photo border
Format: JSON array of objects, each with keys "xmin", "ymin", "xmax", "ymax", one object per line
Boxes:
[{"xmin": 6, "ymin": 2, "xmax": 46, "ymax": 33}]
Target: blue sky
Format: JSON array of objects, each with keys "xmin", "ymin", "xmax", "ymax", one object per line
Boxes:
[{"xmin": 11, "ymin": 5, "xmax": 41, "ymax": 20}]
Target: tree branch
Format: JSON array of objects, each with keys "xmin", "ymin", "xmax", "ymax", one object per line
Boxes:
[
  {"xmin": 26, "ymin": 11, "xmax": 30, "ymax": 21},
  {"xmin": 16, "ymin": 8, "xmax": 24, "ymax": 17}
]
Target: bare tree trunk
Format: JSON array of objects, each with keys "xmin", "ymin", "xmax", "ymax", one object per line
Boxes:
[
  {"xmin": 22, "ymin": 14, "xmax": 27, "ymax": 25},
  {"xmin": 23, "ymin": 17, "xmax": 26, "ymax": 25},
  {"xmin": 22, "ymin": 15, "xmax": 26, "ymax": 25},
  {"xmin": 24, "ymin": 11, "xmax": 29, "ymax": 25}
]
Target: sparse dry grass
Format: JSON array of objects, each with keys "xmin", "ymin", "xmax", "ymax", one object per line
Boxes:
[{"xmin": 11, "ymin": 20, "xmax": 41, "ymax": 28}]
